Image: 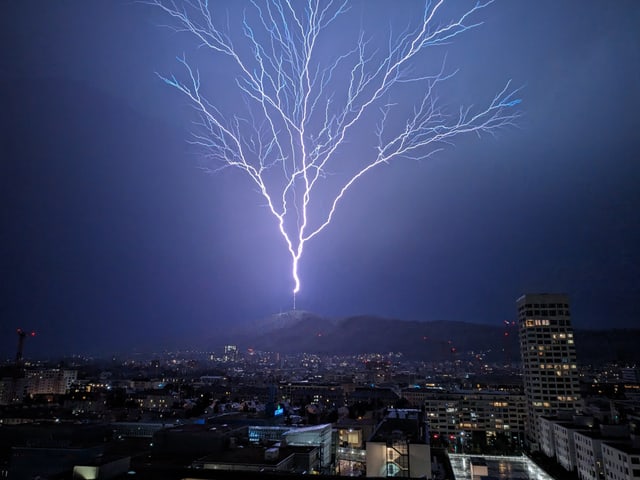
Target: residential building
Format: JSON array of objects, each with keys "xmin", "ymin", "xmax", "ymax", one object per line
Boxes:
[
  {"xmin": 517, "ymin": 293, "xmax": 581, "ymax": 449},
  {"xmin": 24, "ymin": 369, "xmax": 77, "ymax": 396},
  {"xmin": 602, "ymin": 442, "xmax": 640, "ymax": 480},
  {"xmin": 405, "ymin": 388, "xmax": 526, "ymax": 445},
  {"xmin": 575, "ymin": 430, "xmax": 605, "ymax": 480}
]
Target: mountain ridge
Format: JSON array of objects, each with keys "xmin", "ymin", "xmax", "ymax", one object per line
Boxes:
[{"xmin": 212, "ymin": 312, "xmax": 640, "ymax": 364}]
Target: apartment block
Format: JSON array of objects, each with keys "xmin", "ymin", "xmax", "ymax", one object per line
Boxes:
[
  {"xmin": 404, "ymin": 388, "xmax": 526, "ymax": 441},
  {"xmin": 602, "ymin": 442, "xmax": 640, "ymax": 480},
  {"xmin": 517, "ymin": 293, "xmax": 581, "ymax": 449}
]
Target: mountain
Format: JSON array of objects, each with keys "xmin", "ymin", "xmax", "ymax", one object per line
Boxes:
[{"xmin": 217, "ymin": 312, "xmax": 640, "ymax": 364}]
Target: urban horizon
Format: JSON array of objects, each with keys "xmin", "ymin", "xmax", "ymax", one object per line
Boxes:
[{"xmin": 2, "ymin": 293, "xmax": 640, "ymax": 479}]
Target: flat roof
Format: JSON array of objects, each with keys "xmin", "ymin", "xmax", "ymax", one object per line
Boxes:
[
  {"xmin": 602, "ymin": 441, "xmax": 640, "ymax": 455},
  {"xmin": 196, "ymin": 445, "xmax": 316, "ymax": 466}
]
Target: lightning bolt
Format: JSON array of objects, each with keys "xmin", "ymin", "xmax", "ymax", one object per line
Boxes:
[{"xmin": 147, "ymin": 0, "xmax": 521, "ymax": 305}]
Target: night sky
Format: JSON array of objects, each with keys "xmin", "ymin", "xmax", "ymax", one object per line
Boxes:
[{"xmin": 1, "ymin": 1, "xmax": 639, "ymax": 357}]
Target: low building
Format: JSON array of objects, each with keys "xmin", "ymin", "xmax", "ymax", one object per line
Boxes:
[
  {"xmin": 247, "ymin": 424, "xmax": 332, "ymax": 469},
  {"xmin": 602, "ymin": 442, "xmax": 640, "ymax": 480},
  {"xmin": 365, "ymin": 409, "xmax": 431, "ymax": 478},
  {"xmin": 192, "ymin": 444, "xmax": 321, "ymax": 474},
  {"xmin": 552, "ymin": 420, "xmax": 589, "ymax": 472},
  {"xmin": 132, "ymin": 391, "xmax": 175, "ymax": 411},
  {"xmin": 9, "ymin": 446, "xmax": 104, "ymax": 480},
  {"xmin": 24, "ymin": 369, "xmax": 77, "ymax": 396},
  {"xmin": 407, "ymin": 388, "xmax": 526, "ymax": 449},
  {"xmin": 574, "ymin": 430, "xmax": 605, "ymax": 480},
  {"xmin": 279, "ymin": 382, "xmax": 344, "ymax": 409},
  {"xmin": 112, "ymin": 421, "xmax": 176, "ymax": 439},
  {"xmin": 334, "ymin": 417, "xmax": 376, "ymax": 476},
  {"xmin": 539, "ymin": 416, "xmax": 556, "ymax": 458},
  {"xmin": 72, "ymin": 456, "xmax": 131, "ymax": 480}
]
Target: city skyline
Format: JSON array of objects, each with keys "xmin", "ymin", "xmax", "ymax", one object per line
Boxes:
[{"xmin": 1, "ymin": 0, "xmax": 640, "ymax": 356}]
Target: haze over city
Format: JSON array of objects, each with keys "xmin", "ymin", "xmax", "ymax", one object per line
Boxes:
[{"xmin": 2, "ymin": 0, "xmax": 639, "ymax": 356}]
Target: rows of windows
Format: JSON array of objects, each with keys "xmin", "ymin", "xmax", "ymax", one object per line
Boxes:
[
  {"xmin": 518, "ymin": 302, "xmax": 569, "ymax": 309},
  {"xmin": 525, "ymin": 319, "xmax": 550, "ymax": 327},
  {"xmin": 538, "ymin": 363, "xmax": 578, "ymax": 370},
  {"xmin": 520, "ymin": 309, "xmax": 570, "ymax": 317}
]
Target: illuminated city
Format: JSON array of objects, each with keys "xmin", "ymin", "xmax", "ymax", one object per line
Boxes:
[{"xmin": 2, "ymin": 1, "xmax": 639, "ymax": 479}]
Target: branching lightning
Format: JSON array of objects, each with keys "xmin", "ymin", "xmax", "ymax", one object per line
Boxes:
[{"xmin": 148, "ymin": 0, "xmax": 521, "ymax": 305}]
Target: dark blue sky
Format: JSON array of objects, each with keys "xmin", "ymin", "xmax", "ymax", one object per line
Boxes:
[{"xmin": 1, "ymin": 1, "xmax": 639, "ymax": 356}]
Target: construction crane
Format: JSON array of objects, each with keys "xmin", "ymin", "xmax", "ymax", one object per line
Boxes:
[
  {"xmin": 10, "ymin": 328, "xmax": 36, "ymax": 404},
  {"xmin": 15, "ymin": 328, "xmax": 36, "ymax": 368}
]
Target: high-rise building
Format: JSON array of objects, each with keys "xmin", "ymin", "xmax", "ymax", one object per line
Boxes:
[
  {"xmin": 223, "ymin": 345, "xmax": 238, "ymax": 362},
  {"xmin": 517, "ymin": 293, "xmax": 581, "ymax": 449}
]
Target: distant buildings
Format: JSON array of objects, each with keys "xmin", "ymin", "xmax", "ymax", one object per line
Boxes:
[
  {"xmin": 4, "ymin": 293, "xmax": 640, "ymax": 479},
  {"xmin": 223, "ymin": 345, "xmax": 238, "ymax": 362},
  {"xmin": 24, "ymin": 369, "xmax": 78, "ymax": 396},
  {"xmin": 517, "ymin": 293, "xmax": 581, "ymax": 449},
  {"xmin": 0, "ymin": 368, "xmax": 77, "ymax": 405}
]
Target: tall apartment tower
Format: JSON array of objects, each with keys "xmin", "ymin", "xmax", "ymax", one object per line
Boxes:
[{"xmin": 516, "ymin": 293, "xmax": 581, "ymax": 450}]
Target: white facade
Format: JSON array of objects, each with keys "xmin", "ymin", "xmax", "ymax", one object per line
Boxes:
[
  {"xmin": 281, "ymin": 424, "xmax": 333, "ymax": 468},
  {"xmin": 574, "ymin": 431, "xmax": 604, "ymax": 480},
  {"xmin": 602, "ymin": 442, "xmax": 640, "ymax": 480},
  {"xmin": 406, "ymin": 389, "xmax": 526, "ymax": 439},
  {"xmin": 553, "ymin": 421, "xmax": 583, "ymax": 472},
  {"xmin": 539, "ymin": 416, "xmax": 556, "ymax": 458},
  {"xmin": 538, "ymin": 417, "xmax": 636, "ymax": 479},
  {"xmin": 25, "ymin": 369, "xmax": 77, "ymax": 396},
  {"xmin": 517, "ymin": 293, "xmax": 581, "ymax": 449}
]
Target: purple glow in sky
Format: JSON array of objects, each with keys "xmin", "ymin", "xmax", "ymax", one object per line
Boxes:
[
  {"xmin": 148, "ymin": 0, "xmax": 521, "ymax": 304},
  {"xmin": 1, "ymin": 0, "xmax": 639, "ymax": 355}
]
